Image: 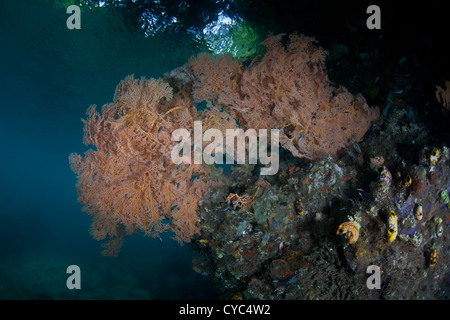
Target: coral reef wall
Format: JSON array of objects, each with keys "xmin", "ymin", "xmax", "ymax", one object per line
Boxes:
[{"xmin": 70, "ymin": 33, "xmax": 379, "ymax": 257}]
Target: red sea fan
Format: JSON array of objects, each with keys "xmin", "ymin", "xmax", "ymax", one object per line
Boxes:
[
  {"xmin": 235, "ymin": 33, "xmax": 379, "ymax": 159},
  {"xmin": 189, "ymin": 33, "xmax": 379, "ymax": 160},
  {"xmin": 69, "ymin": 76, "xmax": 218, "ymax": 256}
]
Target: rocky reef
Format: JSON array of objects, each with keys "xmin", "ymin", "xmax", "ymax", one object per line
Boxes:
[{"xmin": 191, "ymin": 101, "xmax": 450, "ymax": 300}]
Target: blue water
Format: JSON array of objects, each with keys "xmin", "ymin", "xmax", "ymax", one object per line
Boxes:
[{"xmin": 0, "ymin": 0, "xmax": 217, "ymax": 299}]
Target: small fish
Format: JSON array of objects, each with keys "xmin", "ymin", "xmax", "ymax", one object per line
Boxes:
[
  {"xmin": 271, "ymin": 220, "xmax": 279, "ymax": 230},
  {"xmin": 197, "ymin": 239, "xmax": 209, "ymax": 246},
  {"xmin": 279, "ymin": 241, "xmax": 284, "ymax": 251},
  {"xmin": 286, "ymin": 275, "xmax": 297, "ymax": 286},
  {"xmin": 348, "ymin": 198, "xmax": 356, "ymax": 207},
  {"xmin": 261, "ymin": 233, "xmax": 270, "ymax": 246},
  {"xmin": 357, "ymin": 191, "xmax": 364, "ymax": 200}
]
